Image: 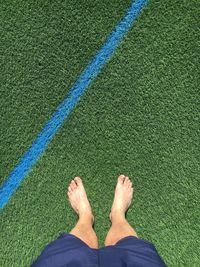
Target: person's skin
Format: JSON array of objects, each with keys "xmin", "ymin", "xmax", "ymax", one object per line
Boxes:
[{"xmin": 67, "ymin": 174, "xmax": 138, "ymax": 249}]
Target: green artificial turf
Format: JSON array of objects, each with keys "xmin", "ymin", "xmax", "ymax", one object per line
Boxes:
[
  {"xmin": 0, "ymin": 0, "xmax": 199, "ymax": 266},
  {"xmin": 0, "ymin": 0, "xmax": 133, "ymax": 184}
]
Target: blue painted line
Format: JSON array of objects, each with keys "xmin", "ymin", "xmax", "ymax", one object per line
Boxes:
[{"xmin": 0, "ymin": 0, "xmax": 148, "ymax": 209}]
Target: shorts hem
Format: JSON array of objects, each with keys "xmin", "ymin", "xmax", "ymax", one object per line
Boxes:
[
  {"xmin": 59, "ymin": 232, "xmax": 93, "ymax": 249},
  {"xmin": 115, "ymin": 235, "xmax": 156, "ymax": 248}
]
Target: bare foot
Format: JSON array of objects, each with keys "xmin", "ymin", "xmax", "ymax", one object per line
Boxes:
[
  {"xmin": 67, "ymin": 177, "xmax": 94, "ymax": 224},
  {"xmin": 110, "ymin": 174, "xmax": 134, "ymax": 221}
]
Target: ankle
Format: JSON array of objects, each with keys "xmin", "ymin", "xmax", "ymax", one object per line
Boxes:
[
  {"xmin": 79, "ymin": 212, "xmax": 94, "ymax": 224},
  {"xmin": 110, "ymin": 209, "xmax": 126, "ymax": 223}
]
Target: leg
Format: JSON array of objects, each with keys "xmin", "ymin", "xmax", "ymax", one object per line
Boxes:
[
  {"xmin": 104, "ymin": 212, "xmax": 138, "ymax": 246},
  {"xmin": 104, "ymin": 175, "xmax": 138, "ymax": 246},
  {"xmin": 67, "ymin": 177, "xmax": 99, "ymax": 249}
]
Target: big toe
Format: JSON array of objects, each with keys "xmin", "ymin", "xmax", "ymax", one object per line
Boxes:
[
  {"xmin": 74, "ymin": 176, "xmax": 82, "ymax": 186},
  {"xmin": 118, "ymin": 175, "xmax": 126, "ymax": 184}
]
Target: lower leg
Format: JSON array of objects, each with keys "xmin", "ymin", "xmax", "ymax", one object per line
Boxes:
[
  {"xmin": 104, "ymin": 211, "xmax": 138, "ymax": 246},
  {"xmin": 67, "ymin": 177, "xmax": 99, "ymax": 249},
  {"xmin": 70, "ymin": 213, "xmax": 99, "ymax": 249},
  {"xmin": 104, "ymin": 174, "xmax": 138, "ymax": 246}
]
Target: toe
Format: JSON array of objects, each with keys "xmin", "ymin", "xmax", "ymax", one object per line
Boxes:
[
  {"xmin": 68, "ymin": 186, "xmax": 72, "ymax": 192},
  {"xmin": 69, "ymin": 182, "xmax": 74, "ymax": 191},
  {"xmin": 124, "ymin": 176, "xmax": 129, "ymax": 185},
  {"xmin": 118, "ymin": 175, "xmax": 125, "ymax": 183},
  {"xmin": 74, "ymin": 176, "xmax": 82, "ymax": 186},
  {"xmin": 71, "ymin": 180, "xmax": 77, "ymax": 189},
  {"xmin": 128, "ymin": 181, "xmax": 132, "ymax": 188},
  {"xmin": 131, "ymin": 187, "xmax": 134, "ymax": 194}
]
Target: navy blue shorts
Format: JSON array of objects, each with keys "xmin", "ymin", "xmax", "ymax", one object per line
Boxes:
[{"xmin": 31, "ymin": 233, "xmax": 167, "ymax": 267}]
